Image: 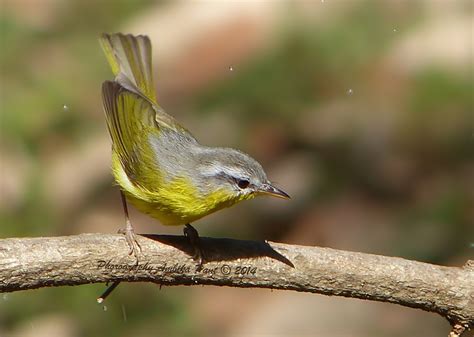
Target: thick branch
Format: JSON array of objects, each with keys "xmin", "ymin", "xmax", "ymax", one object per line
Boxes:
[{"xmin": 0, "ymin": 234, "xmax": 472, "ymax": 330}]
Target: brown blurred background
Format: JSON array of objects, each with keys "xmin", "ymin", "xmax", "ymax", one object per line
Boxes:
[{"xmin": 1, "ymin": 1, "xmax": 473, "ymax": 336}]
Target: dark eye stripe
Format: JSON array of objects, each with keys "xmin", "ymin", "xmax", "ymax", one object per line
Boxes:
[{"xmin": 213, "ymin": 170, "xmax": 251, "ymax": 189}]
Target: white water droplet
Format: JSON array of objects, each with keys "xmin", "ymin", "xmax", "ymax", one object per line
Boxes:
[
  {"xmin": 121, "ymin": 305, "xmax": 127, "ymax": 322},
  {"xmin": 229, "ymin": 65, "xmax": 234, "ymax": 72},
  {"xmin": 63, "ymin": 104, "xmax": 69, "ymax": 111},
  {"xmin": 393, "ymin": 28, "xmax": 398, "ymax": 32},
  {"xmin": 347, "ymin": 88, "xmax": 353, "ymax": 96},
  {"xmin": 102, "ymin": 305, "xmax": 108, "ymax": 312}
]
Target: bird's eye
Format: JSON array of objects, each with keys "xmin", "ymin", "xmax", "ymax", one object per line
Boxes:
[{"xmin": 237, "ymin": 179, "xmax": 250, "ymax": 189}]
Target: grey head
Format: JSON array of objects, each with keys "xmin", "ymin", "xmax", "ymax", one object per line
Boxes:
[{"xmin": 194, "ymin": 146, "xmax": 290, "ymax": 200}]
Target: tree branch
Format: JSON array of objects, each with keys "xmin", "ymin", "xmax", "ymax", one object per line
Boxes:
[{"xmin": 0, "ymin": 233, "xmax": 472, "ymax": 334}]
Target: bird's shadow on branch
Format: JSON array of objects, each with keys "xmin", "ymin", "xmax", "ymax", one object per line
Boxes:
[{"xmin": 141, "ymin": 234, "xmax": 294, "ymax": 268}]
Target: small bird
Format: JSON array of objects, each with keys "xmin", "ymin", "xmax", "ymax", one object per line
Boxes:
[{"xmin": 100, "ymin": 33, "xmax": 289, "ymax": 263}]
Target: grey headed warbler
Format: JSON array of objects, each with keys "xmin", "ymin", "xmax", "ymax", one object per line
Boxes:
[{"xmin": 100, "ymin": 33, "xmax": 289, "ymax": 262}]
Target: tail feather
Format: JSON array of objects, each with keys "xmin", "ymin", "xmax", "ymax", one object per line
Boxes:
[{"xmin": 100, "ymin": 33, "xmax": 157, "ymax": 103}]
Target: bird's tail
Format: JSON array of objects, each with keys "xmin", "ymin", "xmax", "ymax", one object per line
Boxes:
[{"xmin": 99, "ymin": 33, "xmax": 157, "ymax": 104}]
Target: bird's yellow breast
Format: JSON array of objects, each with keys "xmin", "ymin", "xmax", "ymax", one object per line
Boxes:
[{"xmin": 111, "ymin": 154, "xmax": 252, "ymax": 226}]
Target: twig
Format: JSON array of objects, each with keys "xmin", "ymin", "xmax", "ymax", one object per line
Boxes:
[
  {"xmin": 0, "ymin": 233, "xmax": 472, "ymax": 335},
  {"xmin": 97, "ymin": 281, "xmax": 120, "ymax": 303}
]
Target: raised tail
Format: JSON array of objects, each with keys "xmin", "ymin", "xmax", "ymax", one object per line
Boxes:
[{"xmin": 100, "ymin": 33, "xmax": 157, "ymax": 103}]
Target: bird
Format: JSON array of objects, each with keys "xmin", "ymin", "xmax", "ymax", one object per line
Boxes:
[{"xmin": 100, "ymin": 33, "xmax": 289, "ymax": 263}]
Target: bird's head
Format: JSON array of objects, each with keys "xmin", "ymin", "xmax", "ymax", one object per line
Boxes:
[{"xmin": 195, "ymin": 147, "xmax": 290, "ymax": 203}]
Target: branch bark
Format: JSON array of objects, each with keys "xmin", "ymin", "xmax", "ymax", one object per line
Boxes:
[{"xmin": 0, "ymin": 233, "xmax": 472, "ymax": 334}]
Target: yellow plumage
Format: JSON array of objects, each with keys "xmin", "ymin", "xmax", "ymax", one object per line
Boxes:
[
  {"xmin": 100, "ymin": 33, "xmax": 288, "ymax": 232},
  {"xmin": 112, "ymin": 150, "xmax": 252, "ymax": 226}
]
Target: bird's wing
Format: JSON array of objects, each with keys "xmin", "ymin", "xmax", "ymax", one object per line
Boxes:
[
  {"xmin": 102, "ymin": 81, "xmax": 157, "ymax": 187},
  {"xmin": 100, "ymin": 33, "xmax": 187, "ymax": 133}
]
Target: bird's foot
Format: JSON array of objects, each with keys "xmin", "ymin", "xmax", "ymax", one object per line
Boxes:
[
  {"xmin": 184, "ymin": 223, "xmax": 205, "ymax": 270},
  {"xmin": 118, "ymin": 220, "xmax": 141, "ymax": 261}
]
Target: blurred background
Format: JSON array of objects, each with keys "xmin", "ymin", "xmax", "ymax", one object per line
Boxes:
[{"xmin": 1, "ymin": 1, "xmax": 473, "ymax": 336}]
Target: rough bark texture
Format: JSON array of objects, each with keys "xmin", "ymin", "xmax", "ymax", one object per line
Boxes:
[{"xmin": 0, "ymin": 234, "xmax": 472, "ymax": 334}]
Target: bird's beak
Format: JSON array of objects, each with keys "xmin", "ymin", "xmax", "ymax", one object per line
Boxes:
[{"xmin": 257, "ymin": 183, "xmax": 291, "ymax": 200}]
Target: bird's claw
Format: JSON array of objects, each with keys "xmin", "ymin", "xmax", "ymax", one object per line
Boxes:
[
  {"xmin": 184, "ymin": 224, "xmax": 205, "ymax": 270},
  {"xmin": 118, "ymin": 223, "xmax": 141, "ymax": 261}
]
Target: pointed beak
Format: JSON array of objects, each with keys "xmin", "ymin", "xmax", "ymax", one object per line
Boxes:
[{"xmin": 257, "ymin": 183, "xmax": 291, "ymax": 200}]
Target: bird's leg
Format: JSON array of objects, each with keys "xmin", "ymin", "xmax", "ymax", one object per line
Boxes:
[
  {"xmin": 97, "ymin": 190, "xmax": 142, "ymax": 303},
  {"xmin": 183, "ymin": 223, "xmax": 205, "ymax": 269},
  {"xmin": 118, "ymin": 190, "xmax": 141, "ymax": 260}
]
